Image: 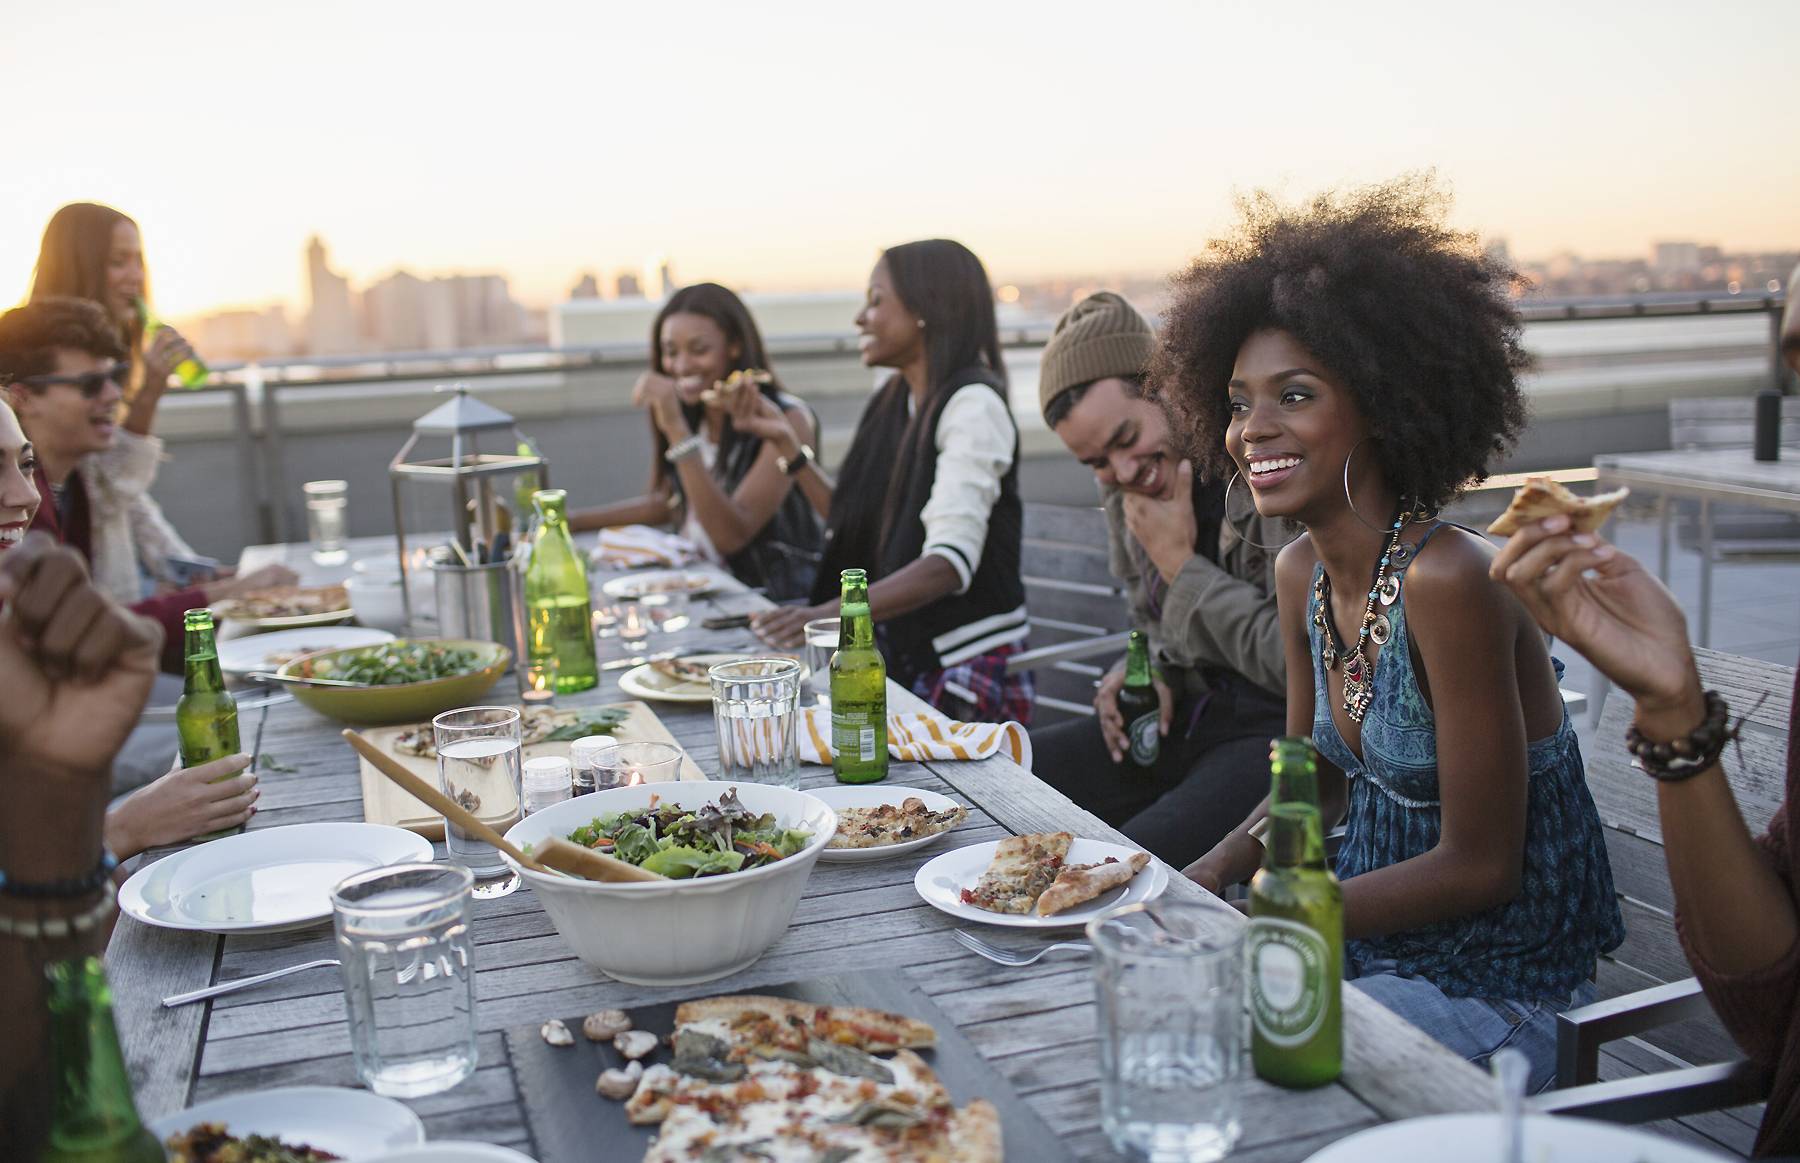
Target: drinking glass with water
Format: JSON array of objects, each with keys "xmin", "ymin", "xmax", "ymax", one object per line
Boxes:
[
  {"xmin": 803, "ymin": 617, "xmax": 839, "ymax": 706},
  {"xmin": 1089, "ymin": 900, "xmax": 1243, "ymax": 1163},
  {"xmin": 331, "ymin": 862, "xmax": 478, "ymax": 1098},
  {"xmin": 709, "ymin": 658, "xmax": 801, "ymax": 789},
  {"xmin": 433, "ymin": 705, "xmax": 523, "ymax": 899},
  {"xmin": 303, "ymin": 479, "xmax": 348, "ymax": 566}
]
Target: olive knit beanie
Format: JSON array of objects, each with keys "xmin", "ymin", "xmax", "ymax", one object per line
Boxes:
[{"xmin": 1038, "ymin": 291, "xmax": 1155, "ymax": 420}]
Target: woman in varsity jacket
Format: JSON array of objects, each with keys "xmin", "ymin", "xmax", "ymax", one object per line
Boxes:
[{"xmin": 738, "ymin": 239, "xmax": 1033, "ymax": 723}]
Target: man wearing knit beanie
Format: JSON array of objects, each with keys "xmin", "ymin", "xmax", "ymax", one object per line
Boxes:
[{"xmin": 1033, "ymin": 291, "xmax": 1288, "ymax": 869}]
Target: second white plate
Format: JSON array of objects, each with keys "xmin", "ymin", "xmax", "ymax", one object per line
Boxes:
[
  {"xmin": 600, "ymin": 569, "xmax": 715, "ymax": 599},
  {"xmin": 217, "ymin": 626, "xmax": 396, "ymax": 677},
  {"xmin": 914, "ymin": 837, "xmax": 1167, "ymax": 929},
  {"xmin": 147, "ymin": 1085, "xmax": 425, "ymax": 1161},
  {"xmin": 120, "ymin": 822, "xmax": 434, "ymax": 934},
  {"xmin": 811, "ymin": 785, "xmax": 968, "ymax": 863},
  {"xmin": 616, "ymin": 653, "xmax": 807, "ymax": 704}
]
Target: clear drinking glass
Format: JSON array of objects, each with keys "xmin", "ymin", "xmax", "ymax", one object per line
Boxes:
[
  {"xmin": 332, "ymin": 862, "xmax": 477, "ymax": 1098},
  {"xmin": 641, "ymin": 589, "xmax": 690, "ymax": 633},
  {"xmin": 609, "ymin": 740, "xmax": 685, "ymax": 786},
  {"xmin": 710, "ymin": 658, "xmax": 801, "ymax": 789},
  {"xmin": 803, "ymin": 617, "xmax": 840, "ymax": 706},
  {"xmin": 432, "ymin": 706, "xmax": 523, "ymax": 899},
  {"xmin": 303, "ymin": 479, "xmax": 349, "ymax": 566},
  {"xmin": 1088, "ymin": 900, "xmax": 1244, "ymax": 1163}
]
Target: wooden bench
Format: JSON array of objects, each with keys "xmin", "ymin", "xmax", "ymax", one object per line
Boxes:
[
  {"xmin": 1006, "ymin": 504, "xmax": 1131, "ymax": 724},
  {"xmin": 1537, "ymin": 647, "xmax": 1792, "ymax": 1156}
]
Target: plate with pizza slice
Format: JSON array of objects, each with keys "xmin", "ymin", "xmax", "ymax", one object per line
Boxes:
[
  {"xmin": 600, "ymin": 570, "xmax": 716, "ymax": 601},
  {"xmin": 913, "ymin": 834, "xmax": 1168, "ymax": 929},
  {"xmin": 812, "ymin": 785, "xmax": 970, "ymax": 863},
  {"xmin": 616, "ymin": 652, "xmax": 807, "ymax": 704}
]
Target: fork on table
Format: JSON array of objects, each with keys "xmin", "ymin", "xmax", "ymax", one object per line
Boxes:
[{"xmin": 952, "ymin": 928, "xmax": 1092, "ymax": 966}]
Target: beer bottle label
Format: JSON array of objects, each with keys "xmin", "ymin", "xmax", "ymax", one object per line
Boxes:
[
  {"xmin": 831, "ymin": 713, "xmax": 880, "ymax": 762},
  {"xmin": 1127, "ymin": 711, "xmax": 1160, "ymax": 767},
  {"xmin": 1246, "ymin": 916, "xmax": 1331, "ymax": 1047}
]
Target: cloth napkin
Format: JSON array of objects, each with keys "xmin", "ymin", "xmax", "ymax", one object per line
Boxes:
[
  {"xmin": 797, "ymin": 705, "xmax": 1032, "ymax": 770},
  {"xmin": 591, "ymin": 525, "xmax": 702, "ymax": 569}
]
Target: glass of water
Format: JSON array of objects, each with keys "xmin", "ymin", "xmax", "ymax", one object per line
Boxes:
[
  {"xmin": 609, "ymin": 740, "xmax": 685, "ymax": 786},
  {"xmin": 802, "ymin": 617, "xmax": 839, "ymax": 706},
  {"xmin": 1089, "ymin": 899, "xmax": 1243, "ymax": 1162},
  {"xmin": 709, "ymin": 658, "xmax": 802, "ymax": 789},
  {"xmin": 432, "ymin": 706, "xmax": 523, "ymax": 899},
  {"xmin": 303, "ymin": 479, "xmax": 349, "ymax": 566},
  {"xmin": 331, "ymin": 862, "xmax": 477, "ymax": 1097}
]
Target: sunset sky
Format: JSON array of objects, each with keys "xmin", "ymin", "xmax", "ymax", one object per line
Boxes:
[{"xmin": 5, "ymin": 0, "xmax": 1796, "ymax": 316}]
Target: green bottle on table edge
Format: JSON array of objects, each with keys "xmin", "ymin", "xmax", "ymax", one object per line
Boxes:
[
  {"xmin": 176, "ymin": 608, "xmax": 242, "ymax": 841},
  {"xmin": 1247, "ymin": 735, "xmax": 1343, "ymax": 1088},
  {"xmin": 524, "ymin": 488, "xmax": 599, "ymax": 693},
  {"xmin": 830, "ymin": 568, "xmax": 888, "ymax": 784},
  {"xmin": 42, "ymin": 957, "xmax": 165, "ymax": 1162}
]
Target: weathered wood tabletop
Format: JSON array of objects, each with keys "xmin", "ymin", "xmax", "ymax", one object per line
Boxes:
[{"xmin": 105, "ymin": 536, "xmax": 1492, "ymax": 1162}]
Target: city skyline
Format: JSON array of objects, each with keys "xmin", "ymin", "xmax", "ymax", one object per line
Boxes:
[{"xmin": 4, "ymin": 0, "xmax": 1798, "ymax": 320}]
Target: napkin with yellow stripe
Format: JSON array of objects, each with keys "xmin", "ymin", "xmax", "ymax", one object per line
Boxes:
[{"xmin": 797, "ymin": 705, "xmax": 1033, "ymax": 770}]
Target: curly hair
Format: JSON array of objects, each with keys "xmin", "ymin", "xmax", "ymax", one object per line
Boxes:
[
  {"xmin": 0, "ymin": 296, "xmax": 129, "ymax": 384},
  {"xmin": 1150, "ymin": 173, "xmax": 1530, "ymax": 510}
]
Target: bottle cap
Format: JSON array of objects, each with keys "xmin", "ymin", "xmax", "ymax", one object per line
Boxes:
[{"xmin": 523, "ymin": 755, "xmax": 572, "ymax": 784}]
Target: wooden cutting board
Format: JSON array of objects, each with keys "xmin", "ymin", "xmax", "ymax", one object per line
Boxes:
[{"xmin": 357, "ymin": 700, "xmax": 706, "ymax": 840}]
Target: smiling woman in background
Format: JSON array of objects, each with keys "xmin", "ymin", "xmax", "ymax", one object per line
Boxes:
[
  {"xmin": 568, "ymin": 283, "xmax": 823, "ymax": 602},
  {"xmin": 29, "ymin": 202, "xmax": 236, "ymax": 602},
  {"xmin": 740, "ymin": 240, "xmax": 1032, "ymax": 723}
]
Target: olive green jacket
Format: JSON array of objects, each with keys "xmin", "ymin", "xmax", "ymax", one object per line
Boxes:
[{"xmin": 1101, "ymin": 483, "xmax": 1286, "ymax": 699}]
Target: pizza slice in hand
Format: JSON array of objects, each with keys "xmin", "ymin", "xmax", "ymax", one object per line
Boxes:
[{"xmin": 1487, "ymin": 475, "xmax": 1630, "ymax": 536}]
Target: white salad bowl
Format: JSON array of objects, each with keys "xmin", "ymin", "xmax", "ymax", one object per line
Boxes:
[{"xmin": 502, "ymin": 781, "xmax": 837, "ymax": 986}]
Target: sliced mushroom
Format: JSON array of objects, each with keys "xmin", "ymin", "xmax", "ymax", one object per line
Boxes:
[
  {"xmin": 596, "ymin": 1059, "xmax": 644, "ymax": 1100},
  {"xmin": 583, "ymin": 1008, "xmax": 633, "ymax": 1041},
  {"xmin": 540, "ymin": 1018, "xmax": 574, "ymax": 1047},
  {"xmin": 614, "ymin": 1029, "xmax": 659, "ymax": 1061}
]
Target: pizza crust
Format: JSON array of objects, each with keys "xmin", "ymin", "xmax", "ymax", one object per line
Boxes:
[
  {"xmin": 672, "ymin": 995, "xmax": 937, "ymax": 1050},
  {"xmin": 1035, "ymin": 850, "xmax": 1151, "ymax": 916},
  {"xmin": 1486, "ymin": 476, "xmax": 1630, "ymax": 536},
  {"xmin": 950, "ymin": 1099, "xmax": 1005, "ymax": 1163}
]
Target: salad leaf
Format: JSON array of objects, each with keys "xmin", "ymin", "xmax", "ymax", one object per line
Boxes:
[
  {"xmin": 641, "ymin": 845, "xmax": 745, "ymax": 878},
  {"xmin": 540, "ymin": 708, "xmax": 629, "ymax": 742},
  {"xmin": 611, "ymin": 821, "xmax": 660, "ymax": 865},
  {"xmin": 561, "ymin": 789, "xmax": 809, "ymax": 879}
]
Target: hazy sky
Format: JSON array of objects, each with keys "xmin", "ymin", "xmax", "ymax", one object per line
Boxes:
[{"xmin": 5, "ymin": 0, "xmax": 1796, "ymax": 316}]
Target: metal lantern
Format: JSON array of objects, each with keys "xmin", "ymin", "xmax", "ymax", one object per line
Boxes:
[{"xmin": 388, "ymin": 384, "xmax": 548, "ymax": 634}]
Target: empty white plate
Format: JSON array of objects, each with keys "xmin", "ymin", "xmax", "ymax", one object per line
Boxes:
[
  {"xmin": 1303, "ymin": 1113, "xmax": 1730, "ymax": 1162},
  {"xmin": 811, "ymin": 785, "xmax": 968, "ymax": 863},
  {"xmin": 913, "ymin": 837, "xmax": 1167, "ymax": 929},
  {"xmin": 120, "ymin": 822, "xmax": 433, "ymax": 934},
  {"xmin": 366, "ymin": 1144, "xmax": 538, "ymax": 1163},
  {"xmin": 147, "ymin": 1085, "xmax": 425, "ymax": 1160}
]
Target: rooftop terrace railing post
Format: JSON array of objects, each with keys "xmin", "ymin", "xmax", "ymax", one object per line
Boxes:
[
  {"xmin": 1774, "ymin": 297, "xmax": 1793, "ymax": 395},
  {"xmin": 263, "ymin": 382, "xmax": 291, "ymax": 542},
  {"xmin": 224, "ymin": 382, "xmax": 271, "ymax": 545}
]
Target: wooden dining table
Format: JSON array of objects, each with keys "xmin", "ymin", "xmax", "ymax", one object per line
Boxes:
[{"xmin": 104, "ymin": 535, "xmax": 1492, "ymax": 1162}]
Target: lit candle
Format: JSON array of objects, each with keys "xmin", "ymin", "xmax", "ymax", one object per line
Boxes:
[
  {"xmin": 522, "ymin": 666, "xmax": 556, "ymax": 708},
  {"xmin": 622, "ymin": 766, "xmax": 644, "ymax": 787}
]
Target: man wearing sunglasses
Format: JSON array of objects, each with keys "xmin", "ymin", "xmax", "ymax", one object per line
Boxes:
[{"xmin": 0, "ymin": 297, "xmax": 287, "ymax": 672}]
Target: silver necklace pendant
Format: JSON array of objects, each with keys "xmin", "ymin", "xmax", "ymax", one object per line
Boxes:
[
  {"xmin": 1378, "ymin": 575, "xmax": 1401, "ymax": 606},
  {"xmin": 1370, "ymin": 612, "xmax": 1392, "ymax": 647}
]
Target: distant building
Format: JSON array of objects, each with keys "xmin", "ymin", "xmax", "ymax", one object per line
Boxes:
[
  {"xmin": 305, "ymin": 236, "xmax": 357, "ymax": 355},
  {"xmin": 179, "ymin": 305, "xmax": 294, "ymax": 362},
  {"xmin": 569, "ymin": 272, "xmax": 601, "ymax": 299},
  {"xmin": 360, "ymin": 269, "xmax": 523, "ymax": 352},
  {"xmin": 552, "ymin": 290, "xmax": 862, "ymax": 348},
  {"xmin": 615, "ymin": 271, "xmax": 643, "ymax": 298},
  {"xmin": 1653, "ymin": 241, "xmax": 1703, "ymax": 275}
]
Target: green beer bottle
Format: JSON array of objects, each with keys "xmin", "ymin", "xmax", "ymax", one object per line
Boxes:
[
  {"xmin": 176, "ymin": 608, "xmax": 242, "ymax": 841},
  {"xmin": 42, "ymin": 957, "xmax": 165, "ymax": 1163},
  {"xmin": 136, "ymin": 296, "xmax": 209, "ymax": 388},
  {"xmin": 1117, "ymin": 629, "xmax": 1159, "ymax": 772},
  {"xmin": 830, "ymin": 568, "xmax": 888, "ymax": 784},
  {"xmin": 1246, "ymin": 736, "xmax": 1343, "ymax": 1088},
  {"xmin": 524, "ymin": 489, "xmax": 598, "ymax": 693}
]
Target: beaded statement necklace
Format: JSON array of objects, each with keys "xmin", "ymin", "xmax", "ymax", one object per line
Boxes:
[{"xmin": 1313, "ymin": 507, "xmax": 1411, "ymax": 724}]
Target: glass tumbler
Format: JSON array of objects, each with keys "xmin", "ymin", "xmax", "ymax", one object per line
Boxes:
[
  {"xmin": 709, "ymin": 658, "xmax": 802, "ymax": 789},
  {"xmin": 1089, "ymin": 899, "xmax": 1244, "ymax": 1163},
  {"xmin": 433, "ymin": 706, "xmax": 523, "ymax": 899},
  {"xmin": 609, "ymin": 740, "xmax": 685, "ymax": 786},
  {"xmin": 332, "ymin": 862, "xmax": 477, "ymax": 1098},
  {"xmin": 802, "ymin": 617, "xmax": 840, "ymax": 706},
  {"xmin": 303, "ymin": 479, "xmax": 349, "ymax": 565}
]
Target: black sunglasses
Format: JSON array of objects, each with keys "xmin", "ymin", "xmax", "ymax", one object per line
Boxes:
[{"xmin": 17, "ymin": 362, "xmax": 130, "ymax": 399}]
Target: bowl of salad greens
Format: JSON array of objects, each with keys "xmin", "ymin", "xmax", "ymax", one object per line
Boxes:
[
  {"xmin": 275, "ymin": 638, "xmax": 511, "ymax": 725},
  {"xmin": 504, "ymin": 781, "xmax": 838, "ymax": 985}
]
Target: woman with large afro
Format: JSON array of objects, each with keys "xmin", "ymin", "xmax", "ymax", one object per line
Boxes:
[{"xmin": 1169, "ymin": 174, "xmax": 1622, "ymax": 1089}]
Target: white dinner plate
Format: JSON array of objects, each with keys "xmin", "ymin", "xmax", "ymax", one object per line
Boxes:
[
  {"xmin": 617, "ymin": 652, "xmax": 807, "ymax": 704},
  {"xmin": 913, "ymin": 837, "xmax": 1167, "ymax": 929},
  {"xmin": 147, "ymin": 1085, "xmax": 425, "ymax": 1161},
  {"xmin": 1302, "ymin": 1113, "xmax": 1730, "ymax": 1162},
  {"xmin": 366, "ymin": 1144, "xmax": 538, "ymax": 1163},
  {"xmin": 812, "ymin": 785, "xmax": 968, "ymax": 863},
  {"xmin": 120, "ymin": 822, "xmax": 434, "ymax": 934},
  {"xmin": 217, "ymin": 626, "xmax": 397, "ymax": 677},
  {"xmin": 601, "ymin": 569, "xmax": 715, "ymax": 599}
]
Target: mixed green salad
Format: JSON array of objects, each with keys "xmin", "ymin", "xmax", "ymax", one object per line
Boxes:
[
  {"xmin": 295, "ymin": 641, "xmax": 490, "ymax": 685},
  {"xmin": 565, "ymin": 788, "xmax": 812, "ymax": 879}
]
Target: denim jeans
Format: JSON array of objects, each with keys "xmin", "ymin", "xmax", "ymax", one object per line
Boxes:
[{"xmin": 1347, "ymin": 959, "xmax": 1597, "ymax": 1094}]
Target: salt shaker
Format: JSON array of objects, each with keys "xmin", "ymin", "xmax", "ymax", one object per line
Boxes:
[
  {"xmin": 521, "ymin": 755, "xmax": 573, "ymax": 815},
  {"xmin": 569, "ymin": 736, "xmax": 619, "ymax": 795}
]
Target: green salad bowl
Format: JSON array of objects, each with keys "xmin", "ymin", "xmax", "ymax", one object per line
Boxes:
[{"xmin": 275, "ymin": 638, "xmax": 512, "ymax": 726}]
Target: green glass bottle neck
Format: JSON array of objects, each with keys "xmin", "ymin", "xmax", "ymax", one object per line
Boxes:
[
  {"xmin": 1265, "ymin": 747, "xmax": 1326, "ymax": 869},
  {"xmin": 839, "ymin": 577, "xmax": 874, "ymax": 649},
  {"xmin": 1124, "ymin": 632, "xmax": 1153, "ymax": 686},
  {"xmin": 46, "ymin": 958, "xmax": 151, "ymax": 1152},
  {"xmin": 183, "ymin": 627, "xmax": 225, "ymax": 691}
]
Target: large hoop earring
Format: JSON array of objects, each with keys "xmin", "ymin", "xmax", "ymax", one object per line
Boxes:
[
  {"xmin": 1223, "ymin": 471, "xmax": 1301, "ymax": 553},
  {"xmin": 1341, "ymin": 439, "xmax": 1393, "ymax": 533}
]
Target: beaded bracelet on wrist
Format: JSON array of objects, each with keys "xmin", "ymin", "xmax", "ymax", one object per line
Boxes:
[
  {"xmin": 664, "ymin": 434, "xmax": 705, "ymax": 463},
  {"xmin": 1625, "ymin": 690, "xmax": 1733, "ymax": 782},
  {"xmin": 0, "ymin": 881, "xmax": 116, "ymax": 940},
  {"xmin": 0, "ymin": 848, "xmax": 117, "ymax": 900}
]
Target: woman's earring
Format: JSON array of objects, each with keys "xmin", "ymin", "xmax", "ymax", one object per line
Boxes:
[{"xmin": 916, "ymin": 319, "xmax": 926, "ymax": 329}]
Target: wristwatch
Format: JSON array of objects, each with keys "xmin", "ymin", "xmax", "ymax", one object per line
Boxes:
[{"xmin": 776, "ymin": 444, "xmax": 815, "ymax": 476}]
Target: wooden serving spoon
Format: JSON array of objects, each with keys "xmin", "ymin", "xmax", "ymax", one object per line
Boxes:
[{"xmin": 341, "ymin": 729, "xmax": 662, "ymax": 883}]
